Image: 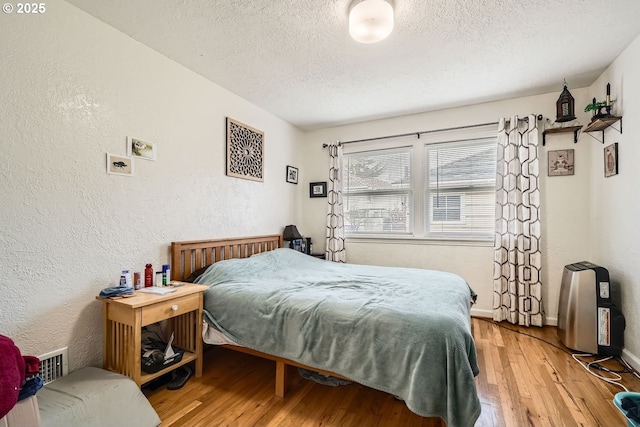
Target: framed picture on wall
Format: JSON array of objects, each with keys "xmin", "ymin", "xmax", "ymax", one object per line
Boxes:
[
  {"xmin": 604, "ymin": 143, "xmax": 618, "ymax": 177},
  {"xmin": 127, "ymin": 137, "xmax": 157, "ymax": 161},
  {"xmin": 286, "ymin": 165, "xmax": 298, "ymax": 184},
  {"xmin": 309, "ymin": 182, "xmax": 327, "ymax": 198},
  {"xmin": 106, "ymin": 153, "xmax": 134, "ymax": 176},
  {"xmin": 548, "ymin": 149, "xmax": 574, "ymax": 177}
]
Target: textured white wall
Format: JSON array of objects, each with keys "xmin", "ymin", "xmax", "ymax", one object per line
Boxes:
[
  {"xmin": 0, "ymin": 1, "xmax": 303, "ymax": 369},
  {"xmin": 587, "ymin": 35, "xmax": 640, "ymax": 366},
  {"xmin": 300, "ymin": 91, "xmax": 596, "ymax": 324}
]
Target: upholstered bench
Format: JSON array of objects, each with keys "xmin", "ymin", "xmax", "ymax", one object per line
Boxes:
[{"xmin": 37, "ymin": 367, "xmax": 160, "ymax": 427}]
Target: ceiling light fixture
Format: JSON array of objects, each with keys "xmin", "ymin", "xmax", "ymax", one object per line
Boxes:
[{"xmin": 349, "ymin": 0, "xmax": 394, "ymax": 44}]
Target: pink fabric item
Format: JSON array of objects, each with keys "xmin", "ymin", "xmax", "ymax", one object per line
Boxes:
[{"xmin": 0, "ymin": 335, "xmax": 25, "ymax": 418}]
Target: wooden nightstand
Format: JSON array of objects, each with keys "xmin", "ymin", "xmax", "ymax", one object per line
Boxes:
[{"xmin": 97, "ymin": 283, "xmax": 208, "ymax": 387}]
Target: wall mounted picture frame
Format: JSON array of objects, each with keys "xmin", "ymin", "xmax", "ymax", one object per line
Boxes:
[
  {"xmin": 127, "ymin": 137, "xmax": 157, "ymax": 161},
  {"xmin": 548, "ymin": 149, "xmax": 574, "ymax": 177},
  {"xmin": 106, "ymin": 153, "xmax": 134, "ymax": 176},
  {"xmin": 604, "ymin": 143, "xmax": 618, "ymax": 177},
  {"xmin": 310, "ymin": 181, "xmax": 327, "ymax": 198},
  {"xmin": 226, "ymin": 117, "xmax": 264, "ymax": 182},
  {"xmin": 286, "ymin": 165, "xmax": 298, "ymax": 184}
]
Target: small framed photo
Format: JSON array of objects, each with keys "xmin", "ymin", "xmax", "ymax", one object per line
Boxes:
[
  {"xmin": 286, "ymin": 165, "xmax": 298, "ymax": 184},
  {"xmin": 127, "ymin": 137, "xmax": 157, "ymax": 161},
  {"xmin": 548, "ymin": 149, "xmax": 574, "ymax": 177},
  {"xmin": 604, "ymin": 143, "xmax": 618, "ymax": 177},
  {"xmin": 310, "ymin": 182, "xmax": 327, "ymax": 198},
  {"xmin": 106, "ymin": 153, "xmax": 134, "ymax": 176}
]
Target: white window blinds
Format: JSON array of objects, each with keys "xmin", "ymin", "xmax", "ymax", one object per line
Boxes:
[
  {"xmin": 343, "ymin": 147, "xmax": 412, "ymax": 234},
  {"xmin": 425, "ymin": 138, "xmax": 496, "ymax": 238},
  {"xmin": 341, "ymin": 126, "xmax": 497, "ymax": 242}
]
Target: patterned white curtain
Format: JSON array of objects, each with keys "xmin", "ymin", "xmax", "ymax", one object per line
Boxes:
[
  {"xmin": 493, "ymin": 115, "xmax": 544, "ymax": 326},
  {"xmin": 326, "ymin": 141, "xmax": 346, "ymax": 263}
]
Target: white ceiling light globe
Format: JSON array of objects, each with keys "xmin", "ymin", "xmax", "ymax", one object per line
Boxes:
[{"xmin": 349, "ymin": 0, "xmax": 394, "ymax": 44}]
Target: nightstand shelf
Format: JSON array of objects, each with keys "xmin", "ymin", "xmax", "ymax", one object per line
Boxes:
[
  {"xmin": 97, "ymin": 283, "xmax": 208, "ymax": 387},
  {"xmin": 584, "ymin": 116, "xmax": 622, "ymax": 144},
  {"xmin": 542, "ymin": 125, "xmax": 583, "ymax": 146},
  {"xmin": 140, "ymin": 351, "xmax": 197, "ymax": 384}
]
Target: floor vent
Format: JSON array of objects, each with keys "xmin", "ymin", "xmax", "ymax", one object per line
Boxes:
[{"xmin": 38, "ymin": 347, "xmax": 69, "ymax": 384}]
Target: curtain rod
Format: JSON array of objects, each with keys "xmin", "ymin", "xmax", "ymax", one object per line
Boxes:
[{"xmin": 322, "ymin": 114, "xmax": 543, "ymax": 147}]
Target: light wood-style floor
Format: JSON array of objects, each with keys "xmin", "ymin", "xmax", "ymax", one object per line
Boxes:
[{"xmin": 144, "ymin": 318, "xmax": 640, "ymax": 426}]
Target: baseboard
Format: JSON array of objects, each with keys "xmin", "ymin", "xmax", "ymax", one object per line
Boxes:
[
  {"xmin": 622, "ymin": 348, "xmax": 640, "ymax": 373},
  {"xmin": 470, "ymin": 308, "xmax": 558, "ymax": 326},
  {"xmin": 470, "ymin": 307, "xmax": 492, "ymax": 319}
]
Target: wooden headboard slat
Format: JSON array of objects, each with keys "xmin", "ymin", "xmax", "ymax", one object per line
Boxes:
[
  {"xmin": 170, "ymin": 234, "xmax": 283, "ymax": 281},
  {"xmin": 195, "ymin": 248, "xmax": 203, "ymax": 274}
]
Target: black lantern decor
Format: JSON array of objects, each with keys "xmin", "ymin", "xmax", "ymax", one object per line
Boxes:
[{"xmin": 555, "ymin": 84, "xmax": 576, "ymax": 123}]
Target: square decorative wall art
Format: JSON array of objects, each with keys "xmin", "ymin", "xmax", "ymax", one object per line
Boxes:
[
  {"xmin": 548, "ymin": 149, "xmax": 574, "ymax": 177},
  {"xmin": 286, "ymin": 165, "xmax": 298, "ymax": 184},
  {"xmin": 310, "ymin": 181, "xmax": 327, "ymax": 197},
  {"xmin": 226, "ymin": 118, "xmax": 264, "ymax": 182},
  {"xmin": 604, "ymin": 143, "xmax": 618, "ymax": 177},
  {"xmin": 106, "ymin": 153, "xmax": 134, "ymax": 176},
  {"xmin": 127, "ymin": 137, "xmax": 156, "ymax": 161}
]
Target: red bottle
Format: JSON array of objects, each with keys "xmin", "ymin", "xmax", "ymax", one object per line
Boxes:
[{"xmin": 144, "ymin": 264, "xmax": 153, "ymax": 287}]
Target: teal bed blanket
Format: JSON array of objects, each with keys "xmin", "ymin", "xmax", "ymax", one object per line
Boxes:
[{"xmin": 195, "ymin": 248, "xmax": 480, "ymax": 426}]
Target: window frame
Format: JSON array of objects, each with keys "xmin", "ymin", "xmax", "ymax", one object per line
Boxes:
[
  {"xmin": 342, "ymin": 126, "xmax": 497, "ymax": 244},
  {"xmin": 424, "ymin": 137, "xmax": 497, "ymax": 240},
  {"xmin": 342, "ymin": 146, "xmax": 413, "ymax": 235}
]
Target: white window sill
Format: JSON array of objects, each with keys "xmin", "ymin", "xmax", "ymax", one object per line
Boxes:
[{"xmin": 345, "ymin": 235, "xmax": 494, "ymax": 247}]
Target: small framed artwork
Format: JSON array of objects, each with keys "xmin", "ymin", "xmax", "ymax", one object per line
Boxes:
[
  {"xmin": 127, "ymin": 137, "xmax": 157, "ymax": 161},
  {"xmin": 310, "ymin": 182, "xmax": 327, "ymax": 198},
  {"xmin": 106, "ymin": 153, "xmax": 134, "ymax": 176},
  {"xmin": 604, "ymin": 143, "xmax": 618, "ymax": 177},
  {"xmin": 548, "ymin": 149, "xmax": 574, "ymax": 177},
  {"xmin": 286, "ymin": 165, "xmax": 298, "ymax": 184}
]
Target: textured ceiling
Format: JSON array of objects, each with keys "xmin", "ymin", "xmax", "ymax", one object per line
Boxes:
[{"xmin": 66, "ymin": 0, "xmax": 640, "ymax": 130}]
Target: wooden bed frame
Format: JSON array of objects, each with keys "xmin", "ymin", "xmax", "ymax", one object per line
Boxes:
[{"xmin": 170, "ymin": 234, "xmax": 349, "ymax": 397}]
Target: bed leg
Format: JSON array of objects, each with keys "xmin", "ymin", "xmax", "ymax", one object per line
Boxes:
[{"xmin": 275, "ymin": 360, "xmax": 287, "ymax": 397}]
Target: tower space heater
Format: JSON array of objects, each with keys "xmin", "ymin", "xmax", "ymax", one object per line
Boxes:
[{"xmin": 557, "ymin": 261, "xmax": 625, "ymax": 356}]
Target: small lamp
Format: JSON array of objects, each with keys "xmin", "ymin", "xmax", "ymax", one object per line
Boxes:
[
  {"xmin": 555, "ymin": 83, "xmax": 576, "ymax": 123},
  {"xmin": 283, "ymin": 225, "xmax": 303, "ymax": 249},
  {"xmin": 349, "ymin": 0, "xmax": 394, "ymax": 44}
]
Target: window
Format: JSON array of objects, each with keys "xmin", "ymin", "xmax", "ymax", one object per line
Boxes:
[
  {"xmin": 425, "ymin": 139, "xmax": 496, "ymax": 239},
  {"xmin": 432, "ymin": 194, "xmax": 462, "ymax": 222},
  {"xmin": 343, "ymin": 147, "xmax": 412, "ymax": 234},
  {"xmin": 342, "ymin": 131, "xmax": 496, "ymax": 241}
]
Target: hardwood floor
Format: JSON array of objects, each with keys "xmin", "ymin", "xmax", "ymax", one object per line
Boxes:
[{"xmin": 144, "ymin": 318, "xmax": 640, "ymax": 426}]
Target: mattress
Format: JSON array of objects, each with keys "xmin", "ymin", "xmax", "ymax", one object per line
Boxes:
[{"xmin": 203, "ymin": 322, "xmax": 236, "ymax": 346}]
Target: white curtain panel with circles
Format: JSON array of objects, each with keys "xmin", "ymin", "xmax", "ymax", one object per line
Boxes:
[
  {"xmin": 493, "ymin": 115, "xmax": 544, "ymax": 327},
  {"xmin": 325, "ymin": 141, "xmax": 346, "ymax": 263}
]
